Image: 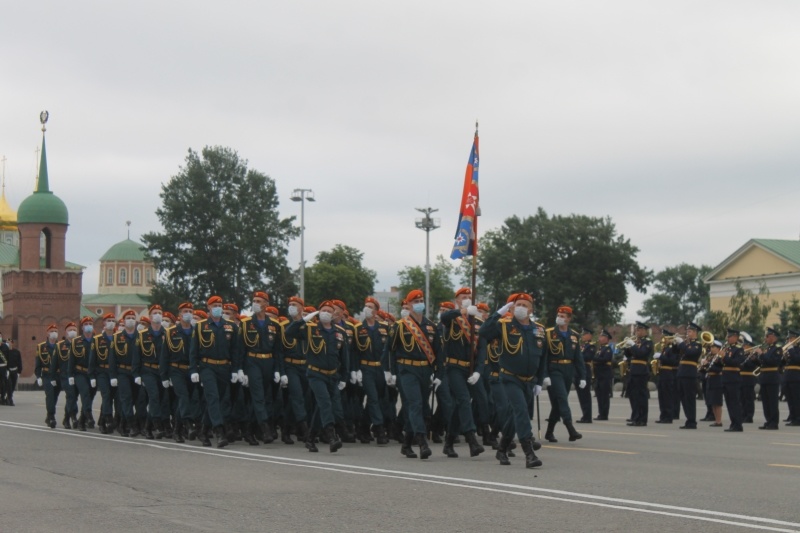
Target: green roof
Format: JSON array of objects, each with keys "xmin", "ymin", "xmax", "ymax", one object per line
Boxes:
[
  {"xmin": 0, "ymin": 241, "xmax": 83, "ymax": 269},
  {"xmin": 17, "ymin": 135, "xmax": 69, "ymax": 225},
  {"xmin": 82, "ymin": 293, "xmax": 151, "ymax": 305},
  {"xmin": 753, "ymin": 239, "xmax": 800, "ymax": 268},
  {"xmin": 100, "ymin": 239, "xmax": 147, "ymax": 262},
  {"xmin": 80, "ymin": 305, "xmax": 97, "ymax": 319}
]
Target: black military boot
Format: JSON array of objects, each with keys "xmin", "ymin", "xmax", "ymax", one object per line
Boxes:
[
  {"xmin": 224, "ymin": 423, "xmax": 238, "ymax": 443},
  {"xmin": 507, "ymin": 439, "xmax": 517, "ymax": 457},
  {"xmin": 544, "ymin": 420, "xmax": 558, "ymax": 442},
  {"xmin": 416, "ymin": 433, "xmax": 432, "ymax": 460},
  {"xmin": 48, "ymin": 415, "xmax": 56, "ymax": 429},
  {"xmin": 242, "ymin": 423, "xmax": 259, "ymax": 446},
  {"xmin": 154, "ymin": 420, "xmax": 165, "ymax": 440},
  {"xmin": 187, "ymin": 420, "xmax": 198, "ymax": 441},
  {"xmin": 78, "ymin": 414, "xmax": 87, "ymax": 432},
  {"xmin": 442, "ymin": 432, "xmax": 458, "ymax": 458},
  {"xmin": 129, "ymin": 419, "xmax": 142, "ymax": 438},
  {"xmin": 113, "ymin": 413, "xmax": 121, "ymax": 433},
  {"xmin": 260, "ymin": 422, "xmax": 275, "ymax": 444},
  {"xmin": 281, "ymin": 424, "xmax": 295, "ymax": 445},
  {"xmin": 173, "ymin": 420, "xmax": 185, "ymax": 443},
  {"xmin": 342, "ymin": 423, "xmax": 356, "ymax": 444},
  {"xmin": 162, "ymin": 418, "xmax": 173, "ymax": 440},
  {"xmin": 295, "ymin": 421, "xmax": 309, "ymax": 442},
  {"xmin": 213, "ymin": 425, "xmax": 229, "ymax": 448},
  {"xmin": 70, "ymin": 414, "xmax": 79, "ymax": 429},
  {"xmin": 489, "ymin": 425, "xmax": 501, "ymax": 450},
  {"xmin": 401, "ymin": 432, "xmax": 418, "ymax": 458},
  {"xmin": 465, "ymin": 431, "xmax": 485, "ymax": 457},
  {"xmin": 531, "ymin": 437, "xmax": 542, "ymax": 451},
  {"xmin": 199, "ymin": 425, "xmax": 212, "ymax": 447},
  {"xmin": 482, "ymin": 424, "xmax": 497, "ymax": 448},
  {"xmin": 305, "ymin": 427, "xmax": 319, "ymax": 453},
  {"xmin": 144, "ymin": 419, "xmax": 155, "ymax": 440},
  {"xmin": 326, "ymin": 425, "xmax": 342, "ymax": 453},
  {"xmin": 565, "ymin": 421, "xmax": 583, "ymax": 442},
  {"xmin": 44, "ymin": 415, "xmax": 52, "ymax": 428},
  {"xmin": 62, "ymin": 414, "xmax": 71, "ymax": 429},
  {"xmin": 373, "ymin": 424, "xmax": 389, "ymax": 446},
  {"xmin": 86, "ymin": 413, "xmax": 96, "ymax": 429},
  {"xmin": 520, "ymin": 437, "xmax": 543, "ymax": 468},
  {"xmin": 496, "ymin": 435, "xmax": 513, "ymax": 465},
  {"xmin": 390, "ymin": 419, "xmax": 405, "ymax": 443}
]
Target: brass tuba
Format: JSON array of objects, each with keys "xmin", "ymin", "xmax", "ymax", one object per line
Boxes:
[{"xmin": 700, "ymin": 331, "xmax": 715, "ymax": 347}]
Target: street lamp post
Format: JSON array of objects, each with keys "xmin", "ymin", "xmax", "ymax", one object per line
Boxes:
[
  {"xmin": 290, "ymin": 188, "xmax": 315, "ymax": 300},
  {"xmin": 415, "ymin": 207, "xmax": 440, "ymax": 319}
]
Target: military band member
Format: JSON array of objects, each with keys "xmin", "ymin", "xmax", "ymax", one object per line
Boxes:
[
  {"xmin": 753, "ymin": 327, "xmax": 783, "ymax": 430},
  {"xmin": 655, "ymin": 328, "xmax": 679, "ymax": 423},
  {"xmin": 52, "ymin": 322, "xmax": 79, "ymax": 429},
  {"xmin": 576, "ymin": 327, "xmax": 595, "ymax": 423},
  {"xmin": 721, "ymin": 329, "xmax": 745, "ymax": 432},
  {"xmin": 704, "ymin": 341, "xmax": 724, "ymax": 427},
  {"xmin": 90, "ymin": 313, "xmax": 117, "ymax": 434},
  {"xmin": 137, "ymin": 305, "xmax": 168, "ymax": 439},
  {"xmin": 479, "ymin": 293, "xmax": 545, "ymax": 468},
  {"xmin": 784, "ymin": 328, "xmax": 800, "ymax": 426},
  {"xmin": 69, "ymin": 316, "xmax": 96, "ymax": 431},
  {"xmin": 439, "ymin": 287, "xmax": 486, "ymax": 457},
  {"xmin": 35, "ymin": 324, "xmax": 60, "ymax": 428},
  {"xmin": 624, "ymin": 321, "xmax": 652, "ymax": 427},
  {"xmin": 189, "ymin": 296, "xmax": 243, "ymax": 448},
  {"xmin": 740, "ymin": 333, "xmax": 758, "ymax": 423},
  {"xmin": 674, "ymin": 322, "xmax": 704, "ymax": 429},
  {"xmin": 593, "ymin": 329, "xmax": 614, "ymax": 420},
  {"xmin": 544, "ymin": 306, "xmax": 586, "ymax": 440},
  {"xmin": 353, "ymin": 296, "xmax": 391, "ymax": 445},
  {"xmin": 384, "ymin": 289, "xmax": 441, "ymax": 460},
  {"xmin": 284, "ymin": 301, "xmax": 348, "ymax": 453}
]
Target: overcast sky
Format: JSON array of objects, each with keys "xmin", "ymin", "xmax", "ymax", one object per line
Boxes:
[{"xmin": 2, "ymin": 1, "xmax": 800, "ymax": 321}]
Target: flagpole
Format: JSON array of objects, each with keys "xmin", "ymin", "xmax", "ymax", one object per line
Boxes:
[{"xmin": 469, "ymin": 121, "xmax": 479, "ymax": 374}]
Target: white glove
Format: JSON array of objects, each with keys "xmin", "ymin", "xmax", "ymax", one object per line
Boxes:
[
  {"xmin": 241, "ymin": 374, "xmax": 249, "ymax": 387},
  {"xmin": 653, "ymin": 352, "xmax": 661, "ymax": 360},
  {"xmin": 338, "ymin": 381, "xmax": 346, "ymax": 390},
  {"xmin": 51, "ymin": 380, "xmax": 57, "ymax": 386},
  {"xmin": 68, "ymin": 377, "xmax": 75, "ymax": 386},
  {"xmin": 673, "ymin": 336, "xmax": 683, "ymax": 345},
  {"xmin": 467, "ymin": 305, "xmax": 480, "ymax": 317},
  {"xmin": 237, "ymin": 369, "xmax": 245, "ymax": 383},
  {"xmin": 497, "ymin": 302, "xmax": 514, "ymax": 315},
  {"xmin": 36, "ymin": 377, "xmax": 42, "ymax": 387},
  {"xmin": 190, "ymin": 373, "xmax": 200, "ymax": 383},
  {"xmin": 542, "ymin": 377, "xmax": 552, "ymax": 389},
  {"xmin": 534, "ymin": 384, "xmax": 542, "ymax": 397},
  {"xmin": 272, "ymin": 371, "xmax": 280, "ymax": 383},
  {"xmin": 280, "ymin": 375, "xmax": 288, "ymax": 387},
  {"xmin": 432, "ymin": 377, "xmax": 442, "ymax": 391},
  {"xmin": 350, "ymin": 370, "xmax": 358, "ymax": 384},
  {"xmin": 90, "ymin": 379, "xmax": 97, "ymax": 388},
  {"xmin": 169, "ymin": 379, "xmax": 174, "ymax": 387},
  {"xmin": 303, "ymin": 311, "xmax": 319, "ymax": 323},
  {"xmin": 384, "ymin": 371, "xmax": 392, "ymax": 383},
  {"xmin": 356, "ymin": 370, "xmax": 363, "ymax": 385},
  {"xmin": 389, "ymin": 375, "xmax": 397, "ymax": 387},
  {"xmin": 162, "ymin": 380, "xmax": 171, "ymax": 388},
  {"xmin": 231, "ymin": 372, "xmax": 238, "ymax": 383},
  {"xmin": 134, "ymin": 376, "xmax": 142, "ymax": 386},
  {"xmin": 467, "ymin": 371, "xmax": 481, "ymax": 385},
  {"xmin": 110, "ymin": 378, "xmax": 118, "ymax": 387},
  {"xmin": 579, "ymin": 380, "xmax": 587, "ymax": 389}
]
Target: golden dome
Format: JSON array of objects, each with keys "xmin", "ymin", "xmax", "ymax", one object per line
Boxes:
[{"xmin": 0, "ymin": 192, "xmax": 18, "ymax": 231}]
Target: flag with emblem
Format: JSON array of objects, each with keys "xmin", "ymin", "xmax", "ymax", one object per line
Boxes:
[{"xmin": 450, "ymin": 124, "xmax": 479, "ymax": 259}]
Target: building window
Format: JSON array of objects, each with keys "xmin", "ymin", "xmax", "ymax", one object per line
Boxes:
[
  {"xmin": 146, "ymin": 269, "xmax": 152, "ymax": 283},
  {"xmin": 96, "ymin": 308, "xmax": 103, "ymax": 315},
  {"xmin": 133, "ymin": 268, "xmax": 141, "ymax": 285},
  {"xmin": 119, "ymin": 268, "xmax": 127, "ymax": 285},
  {"xmin": 107, "ymin": 268, "xmax": 114, "ymax": 285}
]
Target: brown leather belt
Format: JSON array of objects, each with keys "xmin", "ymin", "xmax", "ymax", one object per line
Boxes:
[
  {"xmin": 446, "ymin": 357, "xmax": 470, "ymax": 368},
  {"xmin": 680, "ymin": 361, "xmax": 698, "ymax": 366},
  {"xmin": 247, "ymin": 352, "xmax": 273, "ymax": 359},
  {"xmin": 360, "ymin": 360, "xmax": 382, "ymax": 367},
  {"xmin": 741, "ymin": 372, "xmax": 755, "ymax": 376},
  {"xmin": 144, "ymin": 362, "xmax": 159, "ymax": 370},
  {"xmin": 170, "ymin": 363, "xmax": 189, "ymax": 370},
  {"xmin": 722, "ymin": 367, "xmax": 741, "ymax": 372},
  {"xmin": 285, "ymin": 358, "xmax": 307, "ymax": 365},
  {"xmin": 117, "ymin": 364, "xmax": 132, "ymax": 370},
  {"xmin": 631, "ymin": 360, "xmax": 647, "ymax": 365},
  {"xmin": 786, "ymin": 366, "xmax": 800, "ymax": 371},
  {"xmin": 490, "ymin": 371, "xmax": 499, "ymax": 378},
  {"xmin": 201, "ymin": 358, "xmax": 229, "ymax": 366},
  {"xmin": 552, "ymin": 359, "xmax": 573, "ymax": 364},
  {"xmin": 398, "ymin": 358, "xmax": 429, "ymax": 367},
  {"xmin": 500, "ymin": 368, "xmax": 534, "ymax": 382},
  {"xmin": 660, "ymin": 366, "xmax": 675, "ymax": 370},
  {"xmin": 308, "ymin": 365, "xmax": 337, "ymax": 376},
  {"xmin": 760, "ymin": 368, "xmax": 778, "ymax": 372}
]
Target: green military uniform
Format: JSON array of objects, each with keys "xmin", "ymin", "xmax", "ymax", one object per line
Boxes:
[{"xmin": 544, "ymin": 327, "xmax": 585, "ymax": 442}]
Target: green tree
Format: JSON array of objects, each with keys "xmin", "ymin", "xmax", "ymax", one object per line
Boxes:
[
  {"xmin": 397, "ymin": 255, "xmax": 455, "ymax": 318},
  {"xmin": 774, "ymin": 296, "xmax": 800, "ymax": 332},
  {"xmin": 639, "ymin": 263, "xmax": 712, "ymax": 325},
  {"xmin": 703, "ymin": 282, "xmax": 778, "ymax": 342},
  {"xmin": 477, "ymin": 208, "xmax": 651, "ymax": 326},
  {"xmin": 303, "ymin": 245, "xmax": 377, "ymax": 312},
  {"xmin": 143, "ymin": 146, "xmax": 299, "ymax": 311}
]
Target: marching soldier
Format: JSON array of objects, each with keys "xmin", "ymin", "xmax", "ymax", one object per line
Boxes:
[
  {"xmin": 740, "ymin": 333, "xmax": 758, "ymax": 423},
  {"xmin": 284, "ymin": 301, "xmax": 348, "ymax": 453},
  {"xmin": 704, "ymin": 341, "xmax": 724, "ymax": 427},
  {"xmin": 52, "ymin": 322, "xmax": 79, "ymax": 429},
  {"xmin": 160, "ymin": 303, "xmax": 196, "ymax": 443},
  {"xmin": 90, "ymin": 313, "xmax": 117, "ymax": 434},
  {"xmin": 136, "ymin": 305, "xmax": 168, "ymax": 439},
  {"xmin": 576, "ymin": 327, "xmax": 595, "ymax": 423},
  {"xmin": 111, "ymin": 310, "xmax": 142, "ymax": 437},
  {"xmin": 35, "ymin": 324, "xmax": 60, "ymax": 428},
  {"xmin": 784, "ymin": 328, "xmax": 800, "ymax": 426},
  {"xmin": 5, "ymin": 339, "xmax": 21, "ymax": 406},
  {"xmin": 753, "ymin": 327, "xmax": 783, "ymax": 430},
  {"xmin": 384, "ymin": 289, "xmax": 441, "ymax": 460},
  {"xmin": 279, "ymin": 297, "xmax": 312, "ymax": 443},
  {"xmin": 655, "ymin": 328, "xmax": 679, "ymax": 424},
  {"xmin": 673, "ymin": 322, "xmax": 704, "ymax": 429},
  {"xmin": 721, "ymin": 328, "xmax": 745, "ymax": 432},
  {"xmin": 624, "ymin": 321, "xmax": 652, "ymax": 427},
  {"xmin": 189, "ymin": 296, "xmax": 243, "ymax": 448},
  {"xmin": 593, "ymin": 329, "xmax": 614, "ymax": 420},
  {"xmin": 543, "ymin": 306, "xmax": 586, "ymax": 440},
  {"xmin": 69, "ymin": 316, "xmax": 96, "ymax": 431},
  {"xmin": 439, "ymin": 287, "xmax": 486, "ymax": 458},
  {"xmin": 352, "ymin": 296, "xmax": 391, "ymax": 445},
  {"xmin": 479, "ymin": 293, "xmax": 545, "ymax": 468}
]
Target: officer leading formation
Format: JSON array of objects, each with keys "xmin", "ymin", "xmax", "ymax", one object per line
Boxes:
[{"xmin": 31, "ymin": 289, "xmax": 800, "ymax": 469}]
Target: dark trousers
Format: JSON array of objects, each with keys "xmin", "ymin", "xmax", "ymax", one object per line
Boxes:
[
  {"xmin": 576, "ymin": 376, "xmax": 592, "ymax": 420},
  {"xmin": 169, "ymin": 368, "xmax": 194, "ymax": 421},
  {"xmin": 488, "ymin": 377, "xmax": 513, "ymax": 434},
  {"xmin": 116, "ymin": 373, "xmax": 136, "ymax": 421},
  {"xmin": 74, "ymin": 373, "xmax": 93, "ymax": 419},
  {"xmin": 96, "ymin": 372, "xmax": 114, "ymax": 416},
  {"xmin": 245, "ymin": 357, "xmax": 276, "ymax": 424},
  {"xmin": 469, "ymin": 376, "xmax": 491, "ymax": 426},
  {"xmin": 397, "ymin": 364, "xmax": 432, "ymax": 435},
  {"xmin": 199, "ymin": 364, "xmax": 231, "ymax": 428},
  {"xmin": 501, "ymin": 375, "xmax": 533, "ymax": 440},
  {"xmin": 285, "ymin": 364, "xmax": 311, "ymax": 423},
  {"xmin": 760, "ymin": 383, "xmax": 780, "ymax": 427},
  {"xmin": 786, "ymin": 381, "xmax": 800, "ymax": 423},
  {"xmin": 140, "ymin": 372, "xmax": 163, "ymax": 421},
  {"xmin": 595, "ymin": 377, "xmax": 612, "ymax": 418},
  {"xmin": 723, "ymin": 382, "xmax": 743, "ymax": 427},
  {"xmin": 446, "ymin": 366, "xmax": 476, "ymax": 434},
  {"xmin": 628, "ymin": 374, "xmax": 649, "ymax": 423},
  {"xmin": 43, "ymin": 376, "xmax": 59, "ymax": 416},
  {"xmin": 546, "ymin": 370, "xmax": 575, "ymax": 424},
  {"xmin": 361, "ymin": 366, "xmax": 388, "ymax": 426},
  {"xmin": 7, "ymin": 371, "xmax": 18, "ymax": 400},
  {"xmin": 678, "ymin": 377, "xmax": 697, "ymax": 426},
  {"xmin": 657, "ymin": 374, "xmax": 675, "ymax": 421},
  {"xmin": 308, "ymin": 371, "xmax": 344, "ymax": 429},
  {"xmin": 741, "ymin": 378, "xmax": 756, "ymax": 420},
  {"xmin": 60, "ymin": 375, "xmax": 78, "ymax": 417}
]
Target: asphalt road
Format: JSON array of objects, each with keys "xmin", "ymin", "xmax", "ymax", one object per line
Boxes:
[{"xmin": 1, "ymin": 391, "xmax": 799, "ymax": 533}]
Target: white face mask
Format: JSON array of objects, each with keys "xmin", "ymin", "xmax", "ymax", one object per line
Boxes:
[
  {"xmin": 66, "ymin": 330, "xmax": 77, "ymax": 339},
  {"xmin": 151, "ymin": 313, "xmax": 162, "ymax": 324},
  {"xmin": 461, "ymin": 298, "xmax": 472, "ymax": 308},
  {"xmin": 105, "ymin": 320, "xmax": 116, "ymax": 331},
  {"xmin": 555, "ymin": 317, "xmax": 567, "ymax": 326},
  {"xmin": 252, "ymin": 303, "xmax": 262, "ymax": 314},
  {"xmin": 513, "ymin": 306, "xmax": 529, "ymax": 320},
  {"xmin": 400, "ymin": 309, "xmax": 410, "ymax": 319},
  {"xmin": 48, "ymin": 331, "xmax": 58, "ymax": 342},
  {"xmin": 125, "ymin": 318, "xmax": 136, "ymax": 329},
  {"xmin": 182, "ymin": 312, "xmax": 193, "ymax": 324},
  {"xmin": 288, "ymin": 305, "xmax": 299, "ymax": 317},
  {"xmin": 162, "ymin": 319, "xmax": 172, "ymax": 328},
  {"xmin": 319, "ymin": 311, "xmax": 333, "ymax": 324},
  {"xmin": 137, "ymin": 324, "xmax": 147, "ymax": 332},
  {"xmin": 83, "ymin": 324, "xmax": 94, "ymax": 334},
  {"xmin": 363, "ymin": 307, "xmax": 373, "ymax": 319},
  {"xmin": 190, "ymin": 318, "xmax": 198, "ymax": 327}
]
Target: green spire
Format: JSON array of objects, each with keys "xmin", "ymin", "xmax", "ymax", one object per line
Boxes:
[{"xmin": 36, "ymin": 131, "xmax": 50, "ymax": 193}]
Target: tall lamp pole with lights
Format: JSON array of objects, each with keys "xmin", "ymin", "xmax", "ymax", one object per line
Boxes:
[
  {"xmin": 415, "ymin": 207, "xmax": 440, "ymax": 318},
  {"xmin": 290, "ymin": 188, "xmax": 315, "ymax": 300}
]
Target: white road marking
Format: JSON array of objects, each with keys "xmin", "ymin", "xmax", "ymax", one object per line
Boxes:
[{"xmin": 1, "ymin": 420, "xmax": 798, "ymax": 532}]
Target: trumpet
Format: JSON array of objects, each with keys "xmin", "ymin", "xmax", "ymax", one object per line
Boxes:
[
  {"xmin": 617, "ymin": 336, "xmax": 636, "ymax": 349},
  {"xmin": 700, "ymin": 331, "xmax": 715, "ymax": 347},
  {"xmin": 781, "ymin": 336, "xmax": 800, "ymax": 362}
]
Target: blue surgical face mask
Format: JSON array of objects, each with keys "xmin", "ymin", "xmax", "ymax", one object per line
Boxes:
[
  {"xmin": 211, "ymin": 307, "xmax": 223, "ymax": 318},
  {"xmin": 412, "ymin": 303, "xmax": 425, "ymax": 314}
]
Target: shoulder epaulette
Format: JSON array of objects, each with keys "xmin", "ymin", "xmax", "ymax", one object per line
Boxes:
[
  {"xmin": 334, "ymin": 324, "xmax": 347, "ymax": 333},
  {"xmin": 377, "ymin": 319, "xmax": 389, "ymax": 327},
  {"xmin": 240, "ymin": 316, "xmax": 252, "ymax": 323},
  {"xmin": 279, "ymin": 318, "xmax": 290, "ymax": 326},
  {"xmin": 545, "ymin": 326, "xmax": 555, "ymax": 333},
  {"xmin": 499, "ymin": 317, "xmax": 512, "ymax": 323}
]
